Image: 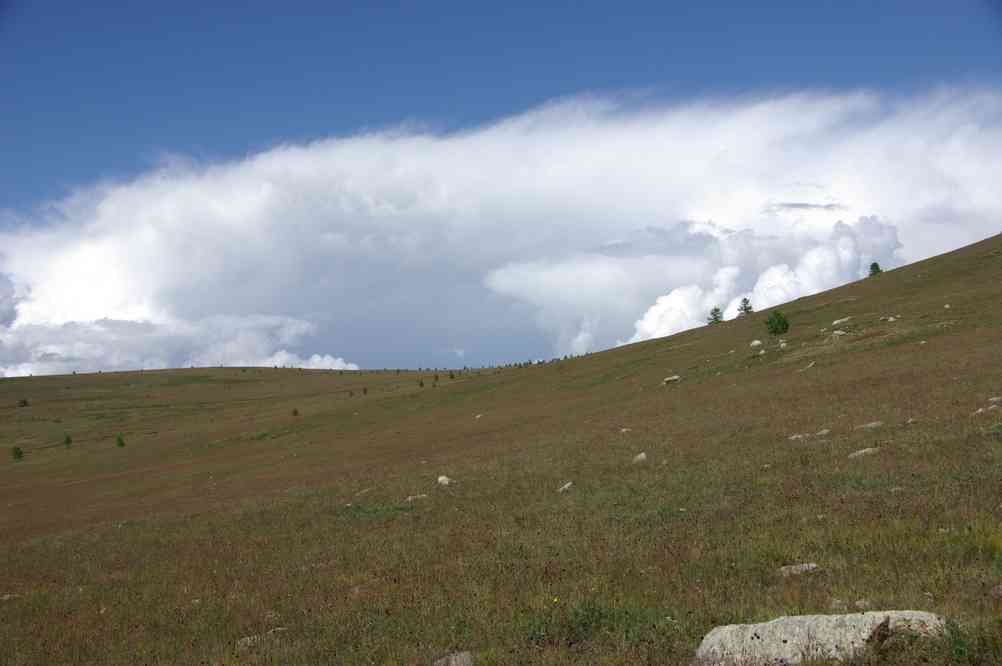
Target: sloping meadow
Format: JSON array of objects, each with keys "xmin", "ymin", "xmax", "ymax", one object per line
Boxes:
[{"xmin": 2, "ymin": 235, "xmax": 1002, "ymax": 664}]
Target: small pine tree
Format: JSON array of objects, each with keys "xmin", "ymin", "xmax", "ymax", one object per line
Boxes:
[
  {"xmin": 449, "ymin": 371, "xmax": 455, "ymax": 379},
  {"xmin": 11, "ymin": 446, "xmax": 24, "ymax": 461},
  {"xmin": 292, "ymin": 408, "xmax": 299, "ymax": 416},
  {"xmin": 63, "ymin": 434, "xmax": 72, "ymax": 448},
  {"xmin": 738, "ymin": 298, "xmax": 754, "ymax": 317},
  {"xmin": 869, "ymin": 262, "xmax": 883, "ymax": 277},
  {"xmin": 419, "ymin": 379, "xmax": 424, "ymax": 388},
  {"xmin": 116, "ymin": 434, "xmax": 126, "ymax": 448},
  {"xmin": 362, "ymin": 387, "xmax": 367, "ymax": 395},
  {"xmin": 765, "ymin": 310, "xmax": 790, "ymax": 336},
  {"xmin": 707, "ymin": 307, "xmax": 723, "ymax": 325}
]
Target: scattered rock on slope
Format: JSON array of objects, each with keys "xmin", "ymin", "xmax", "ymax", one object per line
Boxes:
[
  {"xmin": 557, "ymin": 481, "xmax": 573, "ymax": 493},
  {"xmin": 693, "ymin": 611, "xmax": 946, "ymax": 665},
  {"xmin": 749, "ymin": 340, "xmax": 762, "ymax": 348},
  {"xmin": 854, "ymin": 421, "xmax": 883, "ymax": 430},
  {"xmin": 433, "ymin": 651, "xmax": 474, "ymax": 666},
  {"xmin": 632, "ymin": 452, "xmax": 647, "ymax": 464},
  {"xmin": 848, "ymin": 447, "xmax": 881, "ymax": 459},
  {"xmin": 779, "ymin": 563, "xmax": 820, "ymax": 577},
  {"xmin": 437, "ymin": 475, "xmax": 453, "ymax": 486},
  {"xmin": 235, "ymin": 627, "xmax": 288, "ymax": 653},
  {"xmin": 663, "ymin": 375, "xmax": 681, "ymax": 385}
]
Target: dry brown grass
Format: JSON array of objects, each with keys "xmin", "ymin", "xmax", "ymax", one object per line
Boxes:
[{"xmin": 2, "ymin": 235, "xmax": 1002, "ymax": 664}]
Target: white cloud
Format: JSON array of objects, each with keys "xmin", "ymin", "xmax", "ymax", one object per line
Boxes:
[
  {"xmin": 626, "ymin": 217, "xmax": 902, "ymax": 342},
  {"xmin": 1, "ymin": 86, "xmax": 1000, "ymax": 375}
]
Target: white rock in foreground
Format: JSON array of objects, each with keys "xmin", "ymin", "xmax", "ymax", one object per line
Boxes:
[
  {"xmin": 663, "ymin": 375, "xmax": 682, "ymax": 385},
  {"xmin": 854, "ymin": 421, "xmax": 883, "ymax": 430},
  {"xmin": 832, "ymin": 316, "xmax": 852, "ymax": 326},
  {"xmin": 848, "ymin": 447, "xmax": 881, "ymax": 459},
  {"xmin": 693, "ymin": 611, "xmax": 945, "ymax": 665},
  {"xmin": 749, "ymin": 340, "xmax": 762, "ymax": 348},
  {"xmin": 433, "ymin": 651, "xmax": 473, "ymax": 666},
  {"xmin": 557, "ymin": 481, "xmax": 573, "ymax": 493},
  {"xmin": 437, "ymin": 475, "xmax": 453, "ymax": 486},
  {"xmin": 632, "ymin": 452, "xmax": 647, "ymax": 464}
]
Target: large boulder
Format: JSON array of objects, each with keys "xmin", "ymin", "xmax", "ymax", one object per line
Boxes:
[{"xmin": 693, "ymin": 611, "xmax": 945, "ymax": 665}]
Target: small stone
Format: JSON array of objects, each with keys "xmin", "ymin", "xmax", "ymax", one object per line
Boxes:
[
  {"xmin": 619, "ymin": 427, "xmax": 632, "ymax": 433},
  {"xmin": 789, "ymin": 433, "xmax": 806, "ymax": 441},
  {"xmin": 662, "ymin": 375, "xmax": 681, "ymax": 385},
  {"xmin": 433, "ymin": 651, "xmax": 474, "ymax": 666},
  {"xmin": 919, "ymin": 340, "xmax": 927, "ymax": 345},
  {"xmin": 437, "ymin": 475, "xmax": 453, "ymax": 486},
  {"xmin": 779, "ymin": 342, "xmax": 788, "ymax": 350},
  {"xmin": 832, "ymin": 329, "xmax": 847, "ymax": 336},
  {"xmin": 557, "ymin": 481, "xmax": 573, "ymax": 493},
  {"xmin": 632, "ymin": 452, "xmax": 647, "ymax": 464},
  {"xmin": 889, "ymin": 486, "xmax": 905, "ymax": 494},
  {"xmin": 405, "ymin": 494, "xmax": 428, "ymax": 502},
  {"xmin": 235, "ymin": 627, "xmax": 288, "ymax": 653},
  {"xmin": 973, "ymin": 407, "xmax": 986, "ymax": 416},
  {"xmin": 779, "ymin": 562, "xmax": 820, "ymax": 577},
  {"xmin": 989, "ymin": 397, "xmax": 1002, "ymax": 403},
  {"xmin": 944, "ymin": 304, "xmax": 951, "ymax": 309},
  {"xmin": 849, "ymin": 447, "xmax": 881, "ymax": 459},
  {"xmin": 832, "ymin": 316, "xmax": 852, "ymax": 326},
  {"xmin": 749, "ymin": 340, "xmax": 763, "ymax": 348},
  {"xmin": 815, "ymin": 428, "xmax": 831, "ymax": 437},
  {"xmin": 854, "ymin": 421, "xmax": 883, "ymax": 430},
  {"xmin": 474, "ymin": 413, "xmax": 482, "ymax": 419},
  {"xmin": 0, "ymin": 594, "xmax": 20, "ymax": 601},
  {"xmin": 758, "ymin": 349, "xmax": 766, "ymax": 356}
]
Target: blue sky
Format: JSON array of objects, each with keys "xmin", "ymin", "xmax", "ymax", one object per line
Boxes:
[
  {"xmin": 1, "ymin": 2, "xmax": 1001, "ymax": 375},
  {"xmin": 3, "ymin": 1, "xmax": 1000, "ymax": 213}
]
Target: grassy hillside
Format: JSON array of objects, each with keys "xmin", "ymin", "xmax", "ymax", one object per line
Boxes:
[{"xmin": 2, "ymin": 234, "xmax": 1002, "ymax": 664}]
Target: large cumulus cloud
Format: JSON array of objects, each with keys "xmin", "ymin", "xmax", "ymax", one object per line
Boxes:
[{"xmin": 1, "ymin": 87, "xmax": 1000, "ymax": 376}]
